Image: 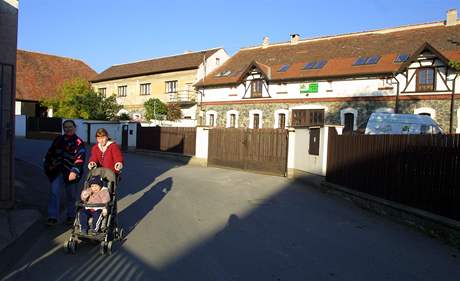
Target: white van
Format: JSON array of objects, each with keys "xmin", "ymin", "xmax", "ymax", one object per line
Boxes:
[{"xmin": 365, "ymin": 113, "xmax": 443, "ymax": 135}]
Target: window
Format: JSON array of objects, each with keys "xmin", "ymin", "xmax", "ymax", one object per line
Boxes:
[
  {"xmin": 140, "ymin": 83, "xmax": 151, "ymax": 95},
  {"xmin": 394, "ymin": 54, "xmax": 409, "ymax": 63},
  {"xmin": 343, "ymin": 113, "xmax": 355, "ymax": 133},
  {"xmin": 253, "ymin": 114, "xmax": 260, "ymax": 129},
  {"xmin": 97, "ymin": 88, "xmax": 106, "ymax": 98},
  {"xmin": 209, "ymin": 114, "xmax": 215, "ymax": 127},
  {"xmin": 216, "ymin": 58, "xmax": 220, "ymax": 65},
  {"xmin": 216, "ymin": 70, "xmax": 231, "ymax": 77},
  {"xmin": 278, "ymin": 113, "xmax": 286, "ymax": 129},
  {"xmin": 117, "ymin": 86, "xmax": 127, "ymax": 97},
  {"xmin": 278, "ymin": 64, "xmax": 289, "ymax": 72},
  {"xmin": 353, "ymin": 56, "xmax": 381, "ymax": 65},
  {"xmin": 230, "ymin": 114, "xmax": 236, "ymax": 128},
  {"xmin": 251, "ymin": 80, "xmax": 263, "ymax": 98},
  {"xmin": 416, "ymin": 68, "xmax": 435, "ymax": 92},
  {"xmin": 303, "ymin": 60, "xmax": 327, "ymax": 70},
  {"xmin": 165, "ymin": 80, "xmax": 177, "ymax": 93}
]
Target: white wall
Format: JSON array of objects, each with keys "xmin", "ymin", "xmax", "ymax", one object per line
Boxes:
[
  {"xmin": 195, "ymin": 127, "xmax": 209, "ymax": 159},
  {"xmin": 14, "ymin": 115, "xmax": 26, "ymax": 136},
  {"xmin": 292, "ymin": 126, "xmax": 338, "ymax": 176},
  {"xmin": 66, "ymin": 119, "xmax": 138, "ymax": 147},
  {"xmin": 196, "ymin": 48, "xmax": 231, "ymax": 82},
  {"xmin": 202, "ymin": 78, "xmax": 397, "ymax": 103}
]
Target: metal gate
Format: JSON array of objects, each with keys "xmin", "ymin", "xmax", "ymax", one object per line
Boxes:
[{"xmin": 208, "ymin": 128, "xmax": 288, "ymax": 176}]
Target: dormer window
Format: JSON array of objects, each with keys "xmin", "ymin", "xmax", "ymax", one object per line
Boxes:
[
  {"xmin": 353, "ymin": 55, "xmax": 381, "ymax": 65},
  {"xmin": 251, "ymin": 79, "xmax": 263, "ymax": 98},
  {"xmin": 278, "ymin": 64, "xmax": 289, "ymax": 72},
  {"xmin": 416, "ymin": 68, "xmax": 435, "ymax": 92},
  {"xmin": 303, "ymin": 60, "xmax": 327, "ymax": 70},
  {"xmin": 394, "ymin": 54, "xmax": 409, "ymax": 63},
  {"xmin": 216, "ymin": 70, "xmax": 231, "ymax": 77}
]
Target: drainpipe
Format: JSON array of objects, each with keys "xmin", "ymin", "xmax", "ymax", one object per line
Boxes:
[
  {"xmin": 393, "ymin": 73, "xmax": 400, "ymax": 114},
  {"xmin": 449, "ymin": 74, "xmax": 458, "ymax": 134}
]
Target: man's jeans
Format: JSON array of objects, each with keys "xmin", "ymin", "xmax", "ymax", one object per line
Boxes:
[{"xmin": 47, "ymin": 175, "xmax": 77, "ymax": 219}]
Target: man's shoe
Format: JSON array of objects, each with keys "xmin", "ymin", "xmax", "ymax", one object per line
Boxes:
[
  {"xmin": 65, "ymin": 217, "xmax": 75, "ymax": 226},
  {"xmin": 46, "ymin": 218, "xmax": 58, "ymax": 226}
]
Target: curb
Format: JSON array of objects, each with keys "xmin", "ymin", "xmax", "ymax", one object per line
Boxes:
[{"xmin": 320, "ymin": 181, "xmax": 460, "ymax": 248}]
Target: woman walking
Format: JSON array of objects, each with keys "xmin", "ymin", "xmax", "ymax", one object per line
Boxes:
[
  {"xmin": 87, "ymin": 128, "xmax": 124, "ymax": 175},
  {"xmin": 44, "ymin": 120, "xmax": 86, "ymax": 226}
]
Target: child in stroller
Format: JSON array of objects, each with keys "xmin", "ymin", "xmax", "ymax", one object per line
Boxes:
[{"xmin": 64, "ymin": 167, "xmax": 124, "ymax": 256}]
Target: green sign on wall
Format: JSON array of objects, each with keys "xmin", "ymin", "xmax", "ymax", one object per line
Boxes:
[{"xmin": 300, "ymin": 83, "xmax": 319, "ymax": 94}]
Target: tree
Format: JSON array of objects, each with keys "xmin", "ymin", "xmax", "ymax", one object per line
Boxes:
[
  {"xmin": 166, "ymin": 103, "xmax": 182, "ymax": 121},
  {"xmin": 144, "ymin": 98, "xmax": 168, "ymax": 120},
  {"xmin": 449, "ymin": 60, "xmax": 460, "ymax": 71},
  {"xmin": 42, "ymin": 78, "xmax": 122, "ymax": 120}
]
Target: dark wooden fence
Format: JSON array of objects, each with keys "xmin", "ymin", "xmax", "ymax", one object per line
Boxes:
[
  {"xmin": 208, "ymin": 128, "xmax": 288, "ymax": 176},
  {"xmin": 137, "ymin": 127, "xmax": 196, "ymax": 156},
  {"xmin": 326, "ymin": 127, "xmax": 460, "ymax": 221},
  {"xmin": 26, "ymin": 117, "xmax": 62, "ymax": 140}
]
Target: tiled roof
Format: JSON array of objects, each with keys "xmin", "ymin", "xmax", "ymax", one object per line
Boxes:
[
  {"xmin": 16, "ymin": 50, "xmax": 97, "ymax": 101},
  {"xmin": 197, "ymin": 23, "xmax": 460, "ymax": 87},
  {"xmin": 91, "ymin": 48, "xmax": 221, "ymax": 83}
]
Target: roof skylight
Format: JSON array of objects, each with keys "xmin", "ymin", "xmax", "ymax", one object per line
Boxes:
[
  {"xmin": 353, "ymin": 56, "xmax": 381, "ymax": 66},
  {"xmin": 394, "ymin": 54, "xmax": 409, "ymax": 63},
  {"xmin": 303, "ymin": 60, "xmax": 327, "ymax": 70},
  {"xmin": 278, "ymin": 64, "xmax": 289, "ymax": 72}
]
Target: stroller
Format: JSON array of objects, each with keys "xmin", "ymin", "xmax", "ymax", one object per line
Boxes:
[{"xmin": 64, "ymin": 167, "xmax": 124, "ymax": 256}]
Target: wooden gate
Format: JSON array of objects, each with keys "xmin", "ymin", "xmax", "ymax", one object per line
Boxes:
[{"xmin": 208, "ymin": 128, "xmax": 288, "ymax": 176}]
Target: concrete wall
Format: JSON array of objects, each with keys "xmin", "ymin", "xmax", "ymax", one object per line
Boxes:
[
  {"xmin": 64, "ymin": 119, "xmax": 138, "ymax": 148},
  {"xmin": 14, "ymin": 115, "xmax": 26, "ymax": 137},
  {"xmin": 291, "ymin": 126, "xmax": 342, "ymax": 177}
]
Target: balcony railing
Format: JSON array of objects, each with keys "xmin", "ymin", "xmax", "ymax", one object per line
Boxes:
[{"xmin": 167, "ymin": 90, "xmax": 197, "ymax": 104}]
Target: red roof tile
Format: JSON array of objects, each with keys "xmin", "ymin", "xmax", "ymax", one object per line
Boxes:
[
  {"xmin": 16, "ymin": 50, "xmax": 97, "ymax": 101},
  {"xmin": 91, "ymin": 48, "xmax": 221, "ymax": 83},
  {"xmin": 197, "ymin": 23, "xmax": 460, "ymax": 87}
]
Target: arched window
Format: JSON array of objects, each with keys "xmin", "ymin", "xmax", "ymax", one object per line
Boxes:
[
  {"xmin": 249, "ymin": 109, "xmax": 263, "ymax": 129},
  {"xmin": 340, "ymin": 108, "xmax": 358, "ymax": 133},
  {"xmin": 226, "ymin": 110, "xmax": 239, "ymax": 128},
  {"xmin": 274, "ymin": 109, "xmax": 289, "ymax": 129}
]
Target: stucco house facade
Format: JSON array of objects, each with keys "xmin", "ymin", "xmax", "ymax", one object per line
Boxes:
[
  {"xmin": 90, "ymin": 48, "xmax": 229, "ymax": 123},
  {"xmin": 196, "ymin": 10, "xmax": 460, "ymax": 133}
]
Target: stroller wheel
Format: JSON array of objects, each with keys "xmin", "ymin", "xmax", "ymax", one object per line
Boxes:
[
  {"xmin": 107, "ymin": 241, "xmax": 113, "ymax": 255},
  {"xmin": 69, "ymin": 240, "xmax": 76, "ymax": 254},
  {"xmin": 64, "ymin": 241, "xmax": 69, "ymax": 254},
  {"xmin": 116, "ymin": 227, "xmax": 124, "ymax": 240},
  {"xmin": 100, "ymin": 241, "xmax": 107, "ymax": 256}
]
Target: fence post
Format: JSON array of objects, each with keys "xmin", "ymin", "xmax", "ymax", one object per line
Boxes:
[
  {"xmin": 287, "ymin": 129, "xmax": 296, "ymax": 178},
  {"xmin": 194, "ymin": 126, "xmax": 209, "ymax": 166}
]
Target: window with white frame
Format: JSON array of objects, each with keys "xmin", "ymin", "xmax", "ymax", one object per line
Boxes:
[
  {"xmin": 165, "ymin": 80, "xmax": 177, "ymax": 93},
  {"xmin": 274, "ymin": 109, "xmax": 289, "ymax": 129},
  {"xmin": 97, "ymin": 87, "xmax": 106, "ymax": 98},
  {"xmin": 226, "ymin": 110, "xmax": 239, "ymax": 128},
  {"xmin": 414, "ymin": 107, "xmax": 436, "ymax": 119},
  {"xmin": 249, "ymin": 110, "xmax": 263, "ymax": 129},
  {"xmin": 206, "ymin": 111, "xmax": 218, "ymax": 127},
  {"xmin": 216, "ymin": 58, "xmax": 220, "ymax": 65},
  {"xmin": 140, "ymin": 83, "xmax": 151, "ymax": 95},
  {"xmin": 117, "ymin": 85, "xmax": 127, "ymax": 97},
  {"xmin": 340, "ymin": 108, "xmax": 358, "ymax": 133}
]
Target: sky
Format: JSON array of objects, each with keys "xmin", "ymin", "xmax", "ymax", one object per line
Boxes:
[{"xmin": 18, "ymin": 0, "xmax": 460, "ymax": 73}]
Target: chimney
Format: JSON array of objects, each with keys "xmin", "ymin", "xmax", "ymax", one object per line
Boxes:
[
  {"xmin": 262, "ymin": 36, "xmax": 270, "ymax": 48},
  {"xmin": 290, "ymin": 34, "xmax": 300, "ymax": 45},
  {"xmin": 446, "ymin": 9, "xmax": 458, "ymax": 26}
]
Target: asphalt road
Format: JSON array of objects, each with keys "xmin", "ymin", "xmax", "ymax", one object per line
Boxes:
[{"xmin": 3, "ymin": 137, "xmax": 460, "ymax": 281}]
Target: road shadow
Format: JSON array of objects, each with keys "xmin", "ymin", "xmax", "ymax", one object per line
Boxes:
[{"xmin": 2, "ymin": 171, "xmax": 460, "ymax": 281}]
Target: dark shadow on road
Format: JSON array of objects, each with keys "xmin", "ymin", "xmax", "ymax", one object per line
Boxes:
[
  {"xmin": 2, "ymin": 172, "xmax": 460, "ymax": 281},
  {"xmin": 119, "ymin": 177, "xmax": 172, "ymax": 236}
]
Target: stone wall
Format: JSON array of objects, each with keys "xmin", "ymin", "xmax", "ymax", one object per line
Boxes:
[{"xmin": 202, "ymin": 98, "xmax": 457, "ymax": 131}]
